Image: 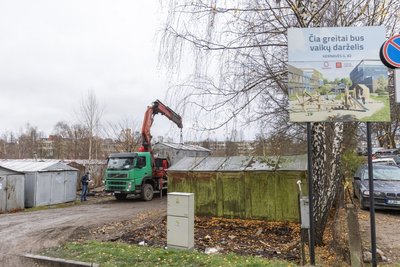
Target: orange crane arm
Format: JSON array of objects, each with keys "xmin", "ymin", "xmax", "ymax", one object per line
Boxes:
[{"xmin": 140, "ymin": 99, "xmax": 183, "ymax": 153}]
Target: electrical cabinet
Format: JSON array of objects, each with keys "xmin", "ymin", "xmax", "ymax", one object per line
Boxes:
[
  {"xmin": 167, "ymin": 192, "xmax": 194, "ymax": 249},
  {"xmin": 300, "ymin": 196, "xmax": 310, "ymax": 229}
]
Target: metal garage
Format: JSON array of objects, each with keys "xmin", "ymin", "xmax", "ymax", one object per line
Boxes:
[
  {"xmin": 153, "ymin": 142, "xmax": 211, "ymax": 166},
  {"xmin": 0, "ymin": 160, "xmax": 78, "ymax": 208},
  {"xmin": 0, "ymin": 166, "xmax": 24, "ymax": 213},
  {"xmin": 168, "ymin": 155, "xmax": 308, "ymax": 221}
]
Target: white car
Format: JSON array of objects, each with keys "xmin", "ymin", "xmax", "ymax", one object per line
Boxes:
[{"xmin": 372, "ymin": 158, "xmax": 397, "ymax": 166}]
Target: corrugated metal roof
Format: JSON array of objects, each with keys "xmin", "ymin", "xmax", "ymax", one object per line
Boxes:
[
  {"xmin": 63, "ymin": 159, "xmax": 107, "ymax": 165},
  {"xmin": 0, "ymin": 160, "xmax": 78, "ymax": 172},
  {"xmin": 218, "ymin": 156, "xmax": 253, "ymax": 171},
  {"xmin": 192, "ymin": 157, "xmax": 227, "ymax": 171},
  {"xmin": 168, "ymin": 157, "xmax": 206, "ymax": 171},
  {"xmin": 277, "ymin": 155, "xmax": 308, "ymax": 171},
  {"xmin": 245, "ymin": 156, "xmax": 281, "ymax": 171},
  {"xmin": 155, "ymin": 142, "xmax": 211, "ymax": 152},
  {"xmin": 0, "ymin": 165, "xmax": 23, "ymax": 174},
  {"xmin": 168, "ymin": 155, "xmax": 308, "ymax": 172}
]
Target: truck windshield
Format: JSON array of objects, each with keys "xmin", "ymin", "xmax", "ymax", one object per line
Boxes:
[{"xmin": 107, "ymin": 157, "xmax": 136, "ymax": 170}]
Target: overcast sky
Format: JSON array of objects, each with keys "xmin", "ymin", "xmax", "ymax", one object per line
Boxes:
[{"xmin": 0, "ymin": 1, "xmax": 190, "ymax": 141}]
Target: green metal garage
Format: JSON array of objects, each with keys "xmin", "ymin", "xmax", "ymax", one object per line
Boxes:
[{"xmin": 168, "ymin": 155, "xmax": 308, "ymax": 221}]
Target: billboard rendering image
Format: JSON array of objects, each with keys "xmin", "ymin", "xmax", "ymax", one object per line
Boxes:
[{"xmin": 287, "ymin": 26, "xmax": 389, "ymax": 122}]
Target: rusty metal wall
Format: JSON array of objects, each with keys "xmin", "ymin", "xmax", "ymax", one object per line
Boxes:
[{"xmin": 168, "ymin": 170, "xmax": 307, "ymax": 221}]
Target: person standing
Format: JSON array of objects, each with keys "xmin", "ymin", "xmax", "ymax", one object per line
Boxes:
[{"xmin": 80, "ymin": 172, "xmax": 90, "ymax": 201}]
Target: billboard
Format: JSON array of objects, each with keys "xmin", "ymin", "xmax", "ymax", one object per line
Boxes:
[{"xmin": 287, "ymin": 26, "xmax": 389, "ymax": 122}]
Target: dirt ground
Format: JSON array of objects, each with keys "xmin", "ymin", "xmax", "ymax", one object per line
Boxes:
[
  {"xmin": 358, "ymin": 208, "xmax": 400, "ymax": 265},
  {"xmin": 1, "ymin": 193, "xmax": 400, "ymax": 266},
  {"xmin": 0, "ymin": 195, "xmax": 167, "ymax": 266}
]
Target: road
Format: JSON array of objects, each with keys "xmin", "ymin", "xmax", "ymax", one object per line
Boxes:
[
  {"xmin": 358, "ymin": 209, "xmax": 400, "ymax": 264},
  {"xmin": 0, "ymin": 196, "xmax": 167, "ymax": 266}
]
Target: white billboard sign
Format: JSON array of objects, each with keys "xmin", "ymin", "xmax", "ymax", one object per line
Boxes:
[
  {"xmin": 288, "ymin": 26, "xmax": 389, "ymax": 122},
  {"xmin": 288, "ymin": 26, "xmax": 384, "ymax": 62}
]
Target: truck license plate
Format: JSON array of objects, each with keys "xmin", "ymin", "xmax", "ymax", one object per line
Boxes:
[{"xmin": 114, "ymin": 191, "xmax": 121, "ymax": 193}]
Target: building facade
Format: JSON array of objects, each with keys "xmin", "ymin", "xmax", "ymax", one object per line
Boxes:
[{"xmin": 349, "ymin": 60, "xmax": 387, "ymax": 93}]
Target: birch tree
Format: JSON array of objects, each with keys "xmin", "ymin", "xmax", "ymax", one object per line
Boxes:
[
  {"xmin": 77, "ymin": 90, "xmax": 104, "ymax": 163},
  {"xmin": 160, "ymin": 0, "xmax": 400, "ymax": 244}
]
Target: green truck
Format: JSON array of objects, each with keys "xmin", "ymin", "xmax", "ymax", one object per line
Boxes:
[
  {"xmin": 104, "ymin": 100, "xmax": 183, "ymax": 201},
  {"xmin": 104, "ymin": 152, "xmax": 168, "ymax": 200}
]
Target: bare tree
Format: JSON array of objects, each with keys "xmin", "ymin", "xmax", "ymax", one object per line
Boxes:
[
  {"xmin": 16, "ymin": 124, "xmax": 44, "ymax": 159},
  {"xmin": 52, "ymin": 121, "xmax": 72, "ymax": 159},
  {"xmin": 77, "ymin": 90, "xmax": 104, "ymax": 164},
  {"xmin": 0, "ymin": 133, "xmax": 10, "ymax": 159},
  {"xmin": 159, "ymin": 0, "xmax": 400, "ymax": 244},
  {"xmin": 70, "ymin": 124, "xmax": 90, "ymax": 159},
  {"xmin": 103, "ymin": 118, "xmax": 142, "ymax": 152}
]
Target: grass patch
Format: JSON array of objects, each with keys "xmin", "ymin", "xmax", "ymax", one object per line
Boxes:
[
  {"xmin": 361, "ymin": 95, "xmax": 390, "ymax": 122},
  {"xmin": 43, "ymin": 241, "xmax": 296, "ymax": 267}
]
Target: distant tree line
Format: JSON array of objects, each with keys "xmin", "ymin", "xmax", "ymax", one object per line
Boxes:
[
  {"xmin": 0, "ymin": 122, "xmax": 309, "ymax": 160},
  {"xmin": 0, "ymin": 122, "xmax": 141, "ymax": 160}
]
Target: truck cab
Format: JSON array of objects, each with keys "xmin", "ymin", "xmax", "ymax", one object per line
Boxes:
[{"xmin": 104, "ymin": 152, "xmax": 166, "ymax": 201}]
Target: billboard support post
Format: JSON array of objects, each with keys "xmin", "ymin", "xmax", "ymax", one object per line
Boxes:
[
  {"xmin": 395, "ymin": 69, "xmax": 400, "ymax": 103},
  {"xmin": 307, "ymin": 122, "xmax": 315, "ymax": 265},
  {"xmin": 366, "ymin": 122, "xmax": 377, "ymax": 267}
]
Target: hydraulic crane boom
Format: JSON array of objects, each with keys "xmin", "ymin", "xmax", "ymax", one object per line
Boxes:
[
  {"xmin": 140, "ymin": 99, "xmax": 183, "ymax": 154},
  {"xmin": 103, "ymin": 100, "xmax": 183, "ymax": 202}
]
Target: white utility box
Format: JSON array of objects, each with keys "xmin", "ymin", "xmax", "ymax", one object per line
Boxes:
[
  {"xmin": 300, "ymin": 196, "xmax": 310, "ymax": 229},
  {"xmin": 167, "ymin": 192, "xmax": 194, "ymax": 249}
]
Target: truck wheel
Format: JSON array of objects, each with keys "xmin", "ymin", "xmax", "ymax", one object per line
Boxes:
[
  {"xmin": 114, "ymin": 193, "xmax": 127, "ymax": 201},
  {"xmin": 141, "ymin": 183, "xmax": 154, "ymax": 201}
]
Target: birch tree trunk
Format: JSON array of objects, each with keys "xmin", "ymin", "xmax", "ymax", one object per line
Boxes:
[{"xmin": 312, "ymin": 122, "xmax": 343, "ymax": 245}]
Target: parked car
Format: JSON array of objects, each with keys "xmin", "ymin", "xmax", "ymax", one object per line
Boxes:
[
  {"xmin": 353, "ymin": 164, "xmax": 400, "ymax": 210},
  {"xmin": 372, "ymin": 158, "xmax": 398, "ymax": 166},
  {"xmin": 371, "ymin": 147, "xmax": 385, "ymax": 156},
  {"xmin": 374, "ymin": 148, "xmax": 400, "ymax": 157},
  {"xmin": 377, "ymin": 154, "xmax": 400, "ymax": 165}
]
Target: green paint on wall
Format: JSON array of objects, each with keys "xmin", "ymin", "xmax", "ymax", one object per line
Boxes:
[{"xmin": 168, "ymin": 170, "xmax": 307, "ymax": 222}]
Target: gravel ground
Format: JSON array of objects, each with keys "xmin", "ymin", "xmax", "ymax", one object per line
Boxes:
[
  {"xmin": 358, "ymin": 208, "xmax": 400, "ymax": 264},
  {"xmin": 0, "ymin": 195, "xmax": 167, "ymax": 266}
]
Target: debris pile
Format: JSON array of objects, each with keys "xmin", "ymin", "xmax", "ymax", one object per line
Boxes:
[{"xmin": 119, "ymin": 216, "xmax": 300, "ymax": 262}]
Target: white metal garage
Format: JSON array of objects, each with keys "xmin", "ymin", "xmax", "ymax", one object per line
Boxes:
[
  {"xmin": 0, "ymin": 166, "xmax": 24, "ymax": 213},
  {"xmin": 0, "ymin": 160, "xmax": 78, "ymax": 208}
]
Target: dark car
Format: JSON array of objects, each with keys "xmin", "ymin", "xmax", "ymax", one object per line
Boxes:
[
  {"xmin": 374, "ymin": 148, "xmax": 400, "ymax": 157},
  {"xmin": 353, "ymin": 164, "xmax": 400, "ymax": 210}
]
